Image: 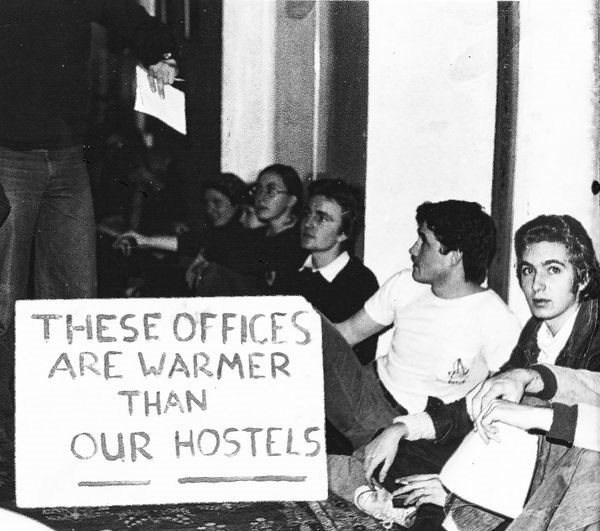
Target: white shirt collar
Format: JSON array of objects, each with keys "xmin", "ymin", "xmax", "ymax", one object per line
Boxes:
[
  {"xmin": 536, "ymin": 304, "xmax": 580, "ymax": 365},
  {"xmin": 300, "ymin": 251, "xmax": 350, "ymax": 283}
]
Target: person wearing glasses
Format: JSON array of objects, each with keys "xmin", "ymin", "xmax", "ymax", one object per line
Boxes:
[
  {"xmin": 115, "ymin": 165, "xmax": 306, "ymax": 296},
  {"xmin": 251, "ymin": 164, "xmax": 307, "ymax": 294}
]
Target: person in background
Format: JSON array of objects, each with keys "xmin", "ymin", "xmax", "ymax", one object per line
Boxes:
[
  {"xmin": 252, "ymin": 164, "xmax": 307, "ymax": 294},
  {"xmin": 184, "ymin": 181, "xmax": 267, "ymax": 295},
  {"xmin": 114, "ymin": 173, "xmax": 260, "ymax": 295},
  {"xmin": 183, "ymin": 164, "xmax": 306, "ymax": 296},
  {"xmin": 118, "ymin": 165, "xmax": 306, "ymax": 297},
  {"xmin": 286, "ymin": 178, "xmax": 379, "ymax": 455},
  {"xmin": 0, "ymin": 0, "xmax": 178, "ymax": 415}
]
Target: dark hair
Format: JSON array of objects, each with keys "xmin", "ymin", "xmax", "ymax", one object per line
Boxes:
[
  {"xmin": 514, "ymin": 214, "xmax": 600, "ymax": 301},
  {"xmin": 416, "ymin": 200, "xmax": 496, "ymax": 284},
  {"xmin": 258, "ymin": 164, "xmax": 304, "ymax": 218},
  {"xmin": 307, "ymin": 178, "xmax": 363, "ymax": 251},
  {"xmin": 241, "ymin": 182, "xmax": 257, "ymax": 206},
  {"xmin": 204, "ymin": 173, "xmax": 246, "ymax": 206}
]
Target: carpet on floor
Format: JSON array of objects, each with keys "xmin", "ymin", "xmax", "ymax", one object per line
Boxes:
[
  {"xmin": 0, "ymin": 415, "xmax": 394, "ymax": 530},
  {"xmin": 1, "ymin": 495, "xmax": 386, "ymax": 530}
]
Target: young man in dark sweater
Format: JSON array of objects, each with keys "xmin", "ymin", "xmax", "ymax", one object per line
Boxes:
[
  {"xmin": 286, "ymin": 179, "xmax": 379, "ymax": 455},
  {"xmin": 291, "ymin": 179, "xmax": 380, "ymax": 365},
  {"xmin": 0, "ymin": 1, "xmax": 178, "ymax": 410}
]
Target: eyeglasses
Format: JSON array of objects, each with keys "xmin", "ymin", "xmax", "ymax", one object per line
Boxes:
[
  {"xmin": 303, "ymin": 210, "xmax": 335, "ymax": 225},
  {"xmin": 252, "ymin": 184, "xmax": 290, "ymax": 198}
]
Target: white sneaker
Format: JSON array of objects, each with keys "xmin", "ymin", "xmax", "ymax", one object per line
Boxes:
[{"xmin": 354, "ymin": 485, "xmax": 417, "ymax": 529}]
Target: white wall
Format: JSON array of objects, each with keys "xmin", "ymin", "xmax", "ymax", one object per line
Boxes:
[
  {"xmin": 221, "ymin": 0, "xmax": 331, "ymax": 184},
  {"xmin": 364, "ymin": 1, "xmax": 498, "ymax": 283},
  {"xmin": 221, "ymin": 1, "xmax": 600, "ymax": 324},
  {"xmin": 222, "ymin": 0, "xmax": 277, "ymax": 182},
  {"xmin": 508, "ymin": 0, "xmax": 600, "ymax": 321}
]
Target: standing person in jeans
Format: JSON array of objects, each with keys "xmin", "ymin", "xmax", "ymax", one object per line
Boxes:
[{"xmin": 0, "ymin": 0, "xmax": 178, "ymax": 413}]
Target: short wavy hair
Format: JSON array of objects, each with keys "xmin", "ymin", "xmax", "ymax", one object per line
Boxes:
[
  {"xmin": 514, "ymin": 214, "xmax": 600, "ymax": 301},
  {"xmin": 307, "ymin": 179, "xmax": 363, "ymax": 251},
  {"xmin": 416, "ymin": 200, "xmax": 496, "ymax": 285}
]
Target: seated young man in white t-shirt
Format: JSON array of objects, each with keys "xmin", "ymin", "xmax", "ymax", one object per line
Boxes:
[
  {"xmin": 355, "ymin": 214, "xmax": 600, "ymax": 530},
  {"xmin": 322, "ymin": 200, "xmax": 521, "ymax": 459}
]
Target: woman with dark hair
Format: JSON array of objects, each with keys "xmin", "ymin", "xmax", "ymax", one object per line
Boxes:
[
  {"xmin": 115, "ymin": 165, "xmax": 307, "ymax": 296},
  {"xmin": 114, "ymin": 173, "xmax": 260, "ymax": 295},
  {"xmin": 251, "ymin": 164, "xmax": 307, "ymax": 293},
  {"xmin": 182, "ymin": 164, "xmax": 306, "ymax": 296}
]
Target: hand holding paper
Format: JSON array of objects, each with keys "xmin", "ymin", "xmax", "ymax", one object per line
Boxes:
[
  {"xmin": 467, "ymin": 368, "xmax": 537, "ymax": 421},
  {"xmin": 135, "ymin": 65, "xmax": 186, "ymax": 135},
  {"xmin": 147, "ymin": 57, "xmax": 178, "ymax": 98}
]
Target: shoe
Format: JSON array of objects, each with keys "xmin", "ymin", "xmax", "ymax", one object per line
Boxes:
[{"xmin": 354, "ymin": 485, "xmax": 417, "ymax": 528}]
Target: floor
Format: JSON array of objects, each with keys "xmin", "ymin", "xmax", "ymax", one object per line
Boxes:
[{"xmin": 0, "ymin": 422, "xmax": 387, "ymax": 530}]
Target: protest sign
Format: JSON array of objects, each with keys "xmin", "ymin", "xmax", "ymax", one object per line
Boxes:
[{"xmin": 15, "ymin": 296, "xmax": 326, "ymax": 508}]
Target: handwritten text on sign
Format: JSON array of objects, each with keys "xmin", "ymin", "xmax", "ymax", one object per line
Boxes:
[{"xmin": 16, "ymin": 296, "xmax": 326, "ymax": 507}]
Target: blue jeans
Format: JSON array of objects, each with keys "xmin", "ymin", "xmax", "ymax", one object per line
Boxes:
[
  {"xmin": 0, "ymin": 145, "xmax": 97, "ymax": 406},
  {"xmin": 320, "ymin": 316, "xmax": 406, "ymax": 449},
  {"xmin": 449, "ymin": 438, "xmax": 600, "ymax": 530},
  {"xmin": 510, "ymin": 440, "xmax": 600, "ymax": 530}
]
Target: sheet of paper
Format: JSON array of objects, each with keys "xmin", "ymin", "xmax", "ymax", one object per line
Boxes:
[
  {"xmin": 440, "ymin": 425, "xmax": 538, "ymax": 518},
  {"xmin": 442, "ymin": 513, "xmax": 460, "ymax": 531},
  {"xmin": 134, "ymin": 65, "xmax": 186, "ymax": 135}
]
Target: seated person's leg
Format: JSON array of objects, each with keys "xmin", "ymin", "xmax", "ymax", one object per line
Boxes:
[
  {"xmin": 320, "ymin": 314, "xmax": 404, "ymax": 449},
  {"xmin": 511, "ymin": 442, "xmax": 600, "ymax": 530},
  {"xmin": 325, "ymin": 419, "xmax": 353, "ymax": 456},
  {"xmin": 446, "ymin": 493, "xmax": 508, "ymax": 531},
  {"xmin": 374, "ymin": 437, "xmax": 462, "ymax": 531},
  {"xmin": 379, "ymin": 437, "xmax": 461, "ymax": 493}
]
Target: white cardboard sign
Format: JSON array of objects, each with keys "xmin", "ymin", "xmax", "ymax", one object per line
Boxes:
[{"xmin": 15, "ymin": 296, "xmax": 326, "ymax": 508}]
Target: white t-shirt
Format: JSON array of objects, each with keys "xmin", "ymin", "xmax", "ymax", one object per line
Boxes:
[{"xmin": 364, "ymin": 269, "xmax": 522, "ymax": 413}]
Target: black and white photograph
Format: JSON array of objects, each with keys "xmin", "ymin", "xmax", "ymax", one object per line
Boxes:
[{"xmin": 1, "ymin": 0, "xmax": 599, "ymax": 529}]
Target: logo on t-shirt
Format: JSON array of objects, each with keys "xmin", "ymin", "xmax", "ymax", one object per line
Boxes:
[{"xmin": 447, "ymin": 358, "xmax": 469, "ymax": 384}]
